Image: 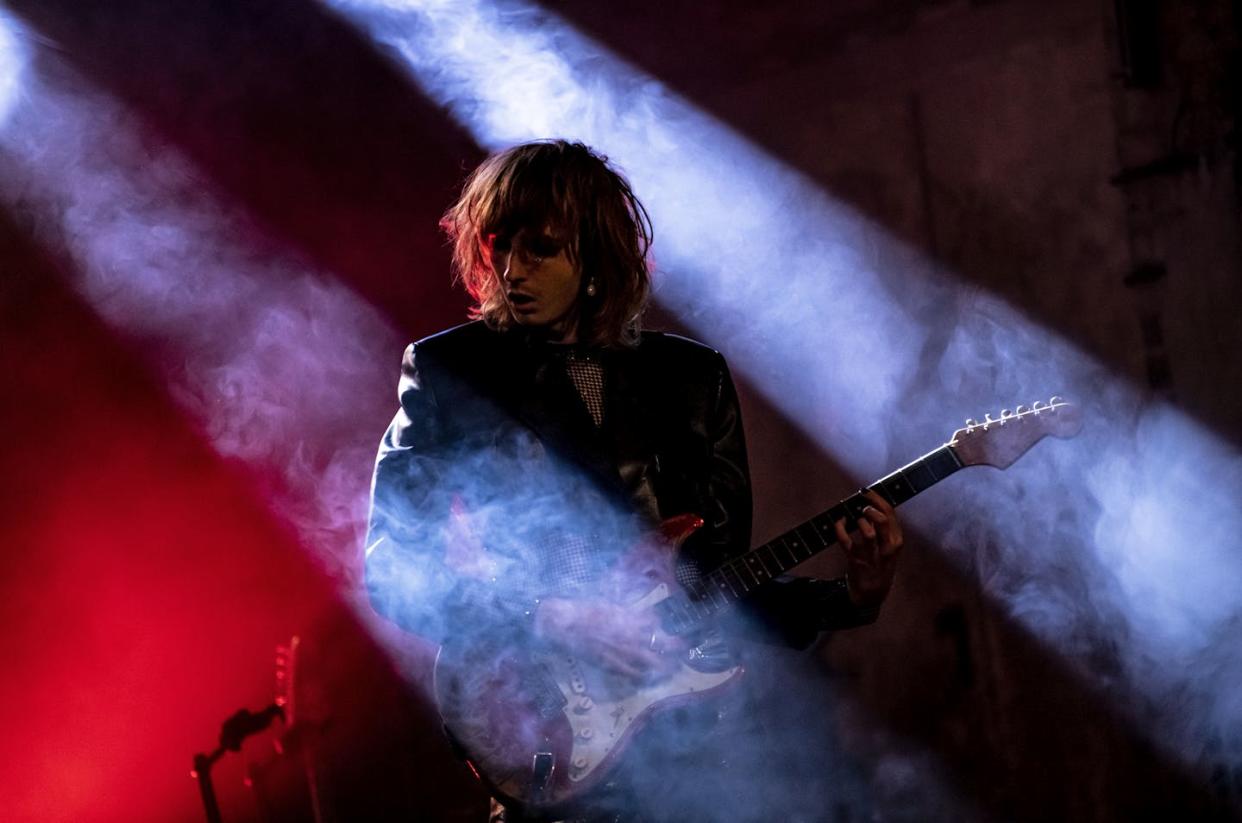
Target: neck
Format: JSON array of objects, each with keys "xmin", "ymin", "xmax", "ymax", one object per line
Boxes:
[
  {"xmin": 543, "ymin": 305, "xmax": 582, "ymax": 344},
  {"xmin": 546, "ymin": 320, "xmax": 578, "ymax": 344}
]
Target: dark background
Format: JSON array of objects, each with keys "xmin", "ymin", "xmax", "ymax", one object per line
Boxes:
[{"xmin": 0, "ymin": 1, "xmax": 1238, "ymax": 820}]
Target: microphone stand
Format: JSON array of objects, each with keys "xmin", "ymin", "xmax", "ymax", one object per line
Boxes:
[{"xmin": 192, "ymin": 704, "xmax": 285, "ymax": 823}]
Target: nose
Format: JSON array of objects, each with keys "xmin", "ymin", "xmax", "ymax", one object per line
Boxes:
[{"xmin": 501, "ymin": 250, "xmax": 526, "ymax": 283}]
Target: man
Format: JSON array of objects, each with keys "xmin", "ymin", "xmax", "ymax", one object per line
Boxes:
[{"xmin": 365, "ymin": 140, "xmax": 903, "ymax": 821}]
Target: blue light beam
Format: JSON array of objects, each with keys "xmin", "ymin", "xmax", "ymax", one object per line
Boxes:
[
  {"xmin": 0, "ymin": 21, "xmax": 403, "ymax": 598},
  {"xmin": 324, "ymin": 0, "xmax": 1242, "ymax": 784},
  {"xmin": 0, "ymin": 8, "xmax": 28, "ymax": 128}
]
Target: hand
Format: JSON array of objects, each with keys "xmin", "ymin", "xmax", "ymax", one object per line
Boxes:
[
  {"xmin": 835, "ymin": 490, "xmax": 904, "ymax": 609},
  {"xmin": 533, "ymin": 597, "xmax": 684, "ymax": 683}
]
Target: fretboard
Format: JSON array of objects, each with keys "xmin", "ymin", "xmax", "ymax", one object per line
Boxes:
[{"xmin": 661, "ymin": 443, "xmax": 962, "ymax": 633}]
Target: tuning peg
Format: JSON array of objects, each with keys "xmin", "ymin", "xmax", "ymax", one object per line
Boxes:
[
  {"xmin": 1001, "ymin": 408, "xmax": 1012, "ymax": 420},
  {"xmin": 1032, "ymin": 400, "xmax": 1045, "ymax": 413},
  {"xmin": 1015, "ymin": 404, "xmax": 1027, "ymax": 416},
  {"xmin": 984, "ymin": 413, "xmax": 995, "ymax": 427},
  {"xmin": 965, "ymin": 417, "xmax": 977, "ymax": 431},
  {"xmin": 1049, "ymin": 395, "xmax": 1063, "ymax": 408}
]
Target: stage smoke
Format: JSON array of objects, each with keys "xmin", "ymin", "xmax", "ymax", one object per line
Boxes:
[
  {"xmin": 0, "ymin": 33, "xmax": 399, "ymax": 593},
  {"xmin": 323, "ymin": 0, "xmax": 1242, "ymax": 808}
]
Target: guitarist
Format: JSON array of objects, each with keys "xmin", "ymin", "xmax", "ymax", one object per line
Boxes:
[{"xmin": 364, "ymin": 139, "xmax": 904, "ymax": 821}]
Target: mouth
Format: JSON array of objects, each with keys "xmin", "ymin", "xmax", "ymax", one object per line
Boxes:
[{"xmin": 508, "ymin": 292, "xmax": 536, "ymax": 308}]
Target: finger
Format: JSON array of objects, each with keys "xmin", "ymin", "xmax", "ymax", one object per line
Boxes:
[
  {"xmin": 861, "ymin": 505, "xmax": 887, "ymax": 525},
  {"xmin": 862, "ymin": 505, "xmax": 896, "ymax": 549},
  {"xmin": 834, "ymin": 517, "xmax": 853, "ymax": 551},
  {"xmin": 863, "ymin": 492, "xmax": 903, "ymax": 553},
  {"xmin": 879, "ymin": 519, "xmax": 904, "ymax": 557},
  {"xmin": 864, "ymin": 490, "xmax": 896, "ymax": 517},
  {"xmin": 875, "ymin": 505, "xmax": 903, "ymax": 556},
  {"xmin": 839, "ymin": 520, "xmax": 878, "ymax": 571},
  {"xmin": 857, "ymin": 518, "xmax": 881, "ymax": 566}
]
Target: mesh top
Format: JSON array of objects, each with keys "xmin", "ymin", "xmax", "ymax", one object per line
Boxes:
[
  {"xmin": 563, "ymin": 352, "xmax": 606, "ymax": 428},
  {"xmin": 534, "ymin": 351, "xmax": 608, "ymax": 588}
]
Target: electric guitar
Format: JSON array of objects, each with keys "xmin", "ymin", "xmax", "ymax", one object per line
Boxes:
[{"xmin": 434, "ymin": 397, "xmax": 1082, "ymax": 815}]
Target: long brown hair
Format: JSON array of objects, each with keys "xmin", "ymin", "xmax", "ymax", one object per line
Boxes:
[{"xmin": 440, "ymin": 140, "xmax": 653, "ymax": 347}]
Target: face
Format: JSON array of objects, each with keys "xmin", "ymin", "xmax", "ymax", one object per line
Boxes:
[{"xmin": 483, "ymin": 228, "xmax": 583, "ymax": 342}]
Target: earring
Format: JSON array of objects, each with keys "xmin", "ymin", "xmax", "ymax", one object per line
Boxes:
[{"xmin": 585, "ymin": 277, "xmax": 597, "ymax": 297}]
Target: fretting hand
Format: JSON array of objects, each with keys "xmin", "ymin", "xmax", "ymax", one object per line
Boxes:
[{"xmin": 834, "ymin": 490, "xmax": 904, "ymax": 609}]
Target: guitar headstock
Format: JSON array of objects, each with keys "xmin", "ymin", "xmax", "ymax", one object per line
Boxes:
[{"xmin": 949, "ymin": 396, "xmax": 1082, "ymax": 469}]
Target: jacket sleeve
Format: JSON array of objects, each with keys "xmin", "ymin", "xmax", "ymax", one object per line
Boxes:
[
  {"xmin": 364, "ymin": 343, "xmax": 533, "ymax": 646},
  {"xmin": 705, "ymin": 355, "xmax": 880, "ymax": 649},
  {"xmin": 691, "ymin": 352, "xmax": 753, "ymax": 567}
]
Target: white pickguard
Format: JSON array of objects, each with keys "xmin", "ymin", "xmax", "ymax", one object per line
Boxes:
[{"xmin": 534, "ymin": 582, "xmax": 741, "ymax": 784}]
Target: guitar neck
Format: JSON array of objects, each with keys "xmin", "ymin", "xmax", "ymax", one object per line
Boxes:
[{"xmin": 666, "ymin": 443, "xmax": 963, "ymax": 629}]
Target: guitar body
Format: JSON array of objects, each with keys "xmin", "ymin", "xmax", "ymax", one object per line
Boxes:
[{"xmin": 433, "ymin": 514, "xmax": 743, "ymax": 815}]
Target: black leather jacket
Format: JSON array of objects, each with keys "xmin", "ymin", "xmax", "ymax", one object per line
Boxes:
[{"xmin": 365, "ymin": 321, "xmax": 872, "ymax": 649}]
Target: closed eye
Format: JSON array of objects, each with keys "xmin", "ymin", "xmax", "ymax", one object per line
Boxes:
[{"xmin": 526, "ymin": 236, "xmax": 563, "ymax": 258}]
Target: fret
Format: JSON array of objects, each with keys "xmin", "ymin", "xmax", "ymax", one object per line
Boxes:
[
  {"xmin": 782, "ymin": 533, "xmax": 806, "ymax": 569},
  {"xmin": 733, "ymin": 558, "xmax": 760, "ymax": 591},
  {"xmin": 870, "ymin": 478, "xmax": 898, "ymax": 507},
  {"xmin": 756, "ymin": 545, "xmax": 779, "ymax": 577},
  {"xmin": 876, "ymin": 473, "xmax": 911, "ymax": 505},
  {"xmin": 743, "ymin": 554, "xmax": 772, "ymax": 584},
  {"xmin": 793, "ymin": 530, "xmax": 815, "ymax": 561},
  {"xmin": 900, "ymin": 460, "xmax": 936, "ymax": 495},
  {"xmin": 715, "ymin": 570, "xmax": 741, "ymax": 599},
  {"xmin": 714, "ymin": 576, "xmax": 737, "ymax": 602},
  {"xmin": 806, "ymin": 516, "xmax": 834, "ymax": 550},
  {"xmin": 800, "ymin": 522, "xmax": 827, "ymax": 550},
  {"xmin": 766, "ymin": 540, "xmax": 791, "ymax": 573},
  {"xmin": 841, "ymin": 494, "xmax": 869, "ymax": 523},
  {"xmin": 721, "ymin": 564, "xmax": 746, "ymax": 597},
  {"xmin": 813, "ymin": 513, "xmax": 839, "ymax": 545},
  {"xmin": 772, "ymin": 536, "xmax": 799, "ymax": 568},
  {"xmin": 795, "ymin": 522, "xmax": 824, "ymax": 551},
  {"xmin": 925, "ymin": 446, "xmax": 962, "ymax": 480}
]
